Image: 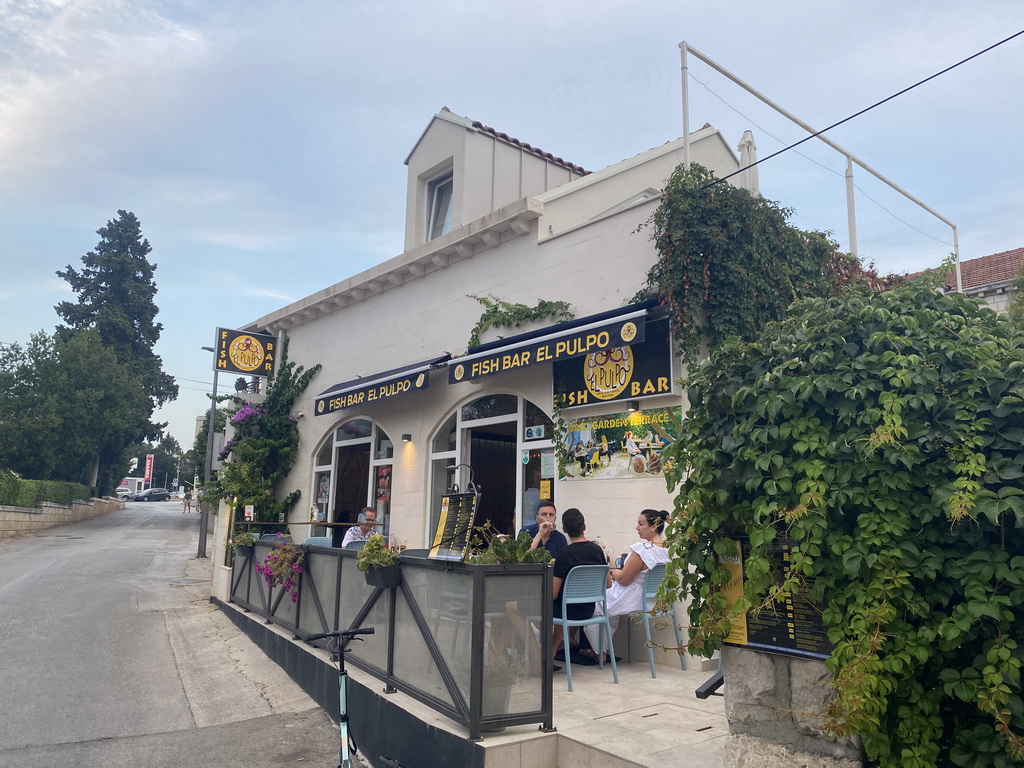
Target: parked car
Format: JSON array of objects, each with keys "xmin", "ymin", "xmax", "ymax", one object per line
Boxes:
[
  {"xmin": 131, "ymin": 488, "xmax": 171, "ymax": 502},
  {"xmin": 116, "ymin": 488, "xmax": 133, "ymax": 499}
]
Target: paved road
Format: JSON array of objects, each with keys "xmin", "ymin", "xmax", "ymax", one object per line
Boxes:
[{"xmin": 0, "ymin": 502, "xmax": 341, "ymax": 767}]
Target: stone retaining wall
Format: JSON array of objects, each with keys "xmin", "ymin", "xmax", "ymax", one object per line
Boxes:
[
  {"xmin": 0, "ymin": 496, "xmax": 123, "ymax": 540},
  {"xmin": 723, "ymin": 646, "xmax": 862, "ymax": 767}
]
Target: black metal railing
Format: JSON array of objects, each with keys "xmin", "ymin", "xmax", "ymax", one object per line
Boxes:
[{"xmin": 230, "ymin": 542, "xmax": 554, "ymax": 739}]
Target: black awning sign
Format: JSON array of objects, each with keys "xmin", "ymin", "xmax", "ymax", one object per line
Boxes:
[
  {"xmin": 449, "ymin": 317, "xmax": 644, "ymax": 384},
  {"xmin": 315, "ymin": 370, "xmax": 429, "ymax": 416}
]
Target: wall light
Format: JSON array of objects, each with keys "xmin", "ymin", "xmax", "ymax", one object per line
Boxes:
[
  {"xmin": 401, "ymin": 433, "xmax": 412, "ymax": 443},
  {"xmin": 627, "ymin": 400, "xmax": 641, "ymax": 413}
]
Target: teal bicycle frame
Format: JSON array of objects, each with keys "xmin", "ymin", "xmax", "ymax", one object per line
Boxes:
[{"xmin": 307, "ymin": 627, "xmax": 374, "ymax": 768}]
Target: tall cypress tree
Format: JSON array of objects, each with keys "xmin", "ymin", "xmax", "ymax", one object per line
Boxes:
[
  {"xmin": 53, "ymin": 211, "xmax": 178, "ymax": 488},
  {"xmin": 55, "ymin": 210, "xmax": 178, "ymax": 411}
]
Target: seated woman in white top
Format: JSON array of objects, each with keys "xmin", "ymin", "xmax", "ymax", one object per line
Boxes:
[{"xmin": 583, "ymin": 509, "xmax": 670, "ymax": 657}]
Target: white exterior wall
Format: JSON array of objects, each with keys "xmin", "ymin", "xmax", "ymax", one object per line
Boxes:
[
  {"xmin": 537, "ymin": 128, "xmax": 738, "ymax": 239},
  {"xmin": 283, "ymin": 198, "xmax": 680, "ymax": 557}
]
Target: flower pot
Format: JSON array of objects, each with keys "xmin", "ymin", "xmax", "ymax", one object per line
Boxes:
[{"xmin": 364, "ymin": 564, "xmax": 401, "ymax": 589}]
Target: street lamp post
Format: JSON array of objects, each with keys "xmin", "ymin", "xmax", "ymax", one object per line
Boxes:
[{"xmin": 200, "ymin": 346, "xmax": 219, "ymax": 558}]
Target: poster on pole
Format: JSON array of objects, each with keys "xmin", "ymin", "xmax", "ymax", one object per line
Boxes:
[
  {"xmin": 144, "ymin": 454, "xmax": 154, "ymax": 484},
  {"xmin": 428, "ymin": 492, "xmax": 478, "ymax": 561}
]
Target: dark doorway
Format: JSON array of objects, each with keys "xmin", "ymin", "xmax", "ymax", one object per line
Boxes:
[
  {"xmin": 468, "ymin": 424, "xmax": 517, "ymax": 535},
  {"xmin": 331, "ymin": 443, "xmax": 370, "ymax": 546}
]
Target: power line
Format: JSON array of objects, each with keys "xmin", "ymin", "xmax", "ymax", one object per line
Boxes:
[
  {"xmin": 689, "ymin": 72, "xmax": 954, "ymax": 247},
  {"xmin": 706, "ymin": 28, "xmax": 1024, "ymax": 188}
]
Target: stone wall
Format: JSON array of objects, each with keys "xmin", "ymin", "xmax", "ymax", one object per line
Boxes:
[
  {"xmin": 0, "ymin": 496, "xmax": 122, "ymax": 540},
  {"xmin": 722, "ymin": 646, "xmax": 862, "ymax": 768}
]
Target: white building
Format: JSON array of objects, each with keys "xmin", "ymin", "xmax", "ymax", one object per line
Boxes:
[{"xmin": 243, "ymin": 107, "xmax": 749, "ymax": 564}]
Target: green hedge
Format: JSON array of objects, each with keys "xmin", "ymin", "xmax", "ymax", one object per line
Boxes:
[{"xmin": 0, "ymin": 469, "xmax": 94, "ymax": 507}]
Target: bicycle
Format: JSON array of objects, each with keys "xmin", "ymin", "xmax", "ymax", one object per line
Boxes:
[{"xmin": 306, "ymin": 627, "xmax": 375, "ymax": 768}]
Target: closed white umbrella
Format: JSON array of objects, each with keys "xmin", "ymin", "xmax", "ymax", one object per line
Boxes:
[{"xmin": 737, "ymin": 130, "xmax": 759, "ymax": 194}]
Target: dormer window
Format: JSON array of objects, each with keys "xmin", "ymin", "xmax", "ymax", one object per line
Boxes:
[{"xmin": 427, "ymin": 174, "xmax": 453, "ymax": 241}]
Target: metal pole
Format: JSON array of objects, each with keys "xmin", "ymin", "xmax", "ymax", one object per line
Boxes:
[
  {"xmin": 845, "ymin": 157, "xmax": 858, "ymax": 259},
  {"xmin": 679, "ymin": 41, "xmax": 691, "ymax": 170},
  {"xmin": 199, "ymin": 368, "xmax": 218, "ymax": 558}
]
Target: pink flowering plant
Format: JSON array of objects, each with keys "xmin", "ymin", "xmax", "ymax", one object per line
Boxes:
[{"xmin": 254, "ymin": 534, "xmax": 305, "ymax": 602}]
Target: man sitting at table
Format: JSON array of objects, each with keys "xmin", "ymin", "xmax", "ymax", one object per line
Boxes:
[
  {"xmin": 341, "ymin": 506, "xmax": 378, "ymax": 548},
  {"xmin": 519, "ymin": 500, "xmax": 567, "ymax": 557},
  {"xmin": 551, "ymin": 508, "xmax": 606, "ymax": 668}
]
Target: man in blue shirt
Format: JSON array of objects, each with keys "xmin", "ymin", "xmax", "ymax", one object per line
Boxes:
[{"xmin": 519, "ymin": 500, "xmax": 567, "ymax": 557}]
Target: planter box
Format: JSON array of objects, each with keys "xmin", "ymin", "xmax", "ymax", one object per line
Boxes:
[{"xmin": 364, "ymin": 564, "xmax": 401, "ymax": 589}]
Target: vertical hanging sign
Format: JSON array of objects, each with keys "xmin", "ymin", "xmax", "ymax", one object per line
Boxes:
[
  {"xmin": 144, "ymin": 454, "xmax": 154, "ymax": 484},
  {"xmin": 214, "ymin": 328, "xmax": 277, "ymax": 377}
]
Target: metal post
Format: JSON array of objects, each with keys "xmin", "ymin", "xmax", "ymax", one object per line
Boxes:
[
  {"xmin": 199, "ymin": 367, "xmax": 219, "ymax": 558},
  {"xmin": 845, "ymin": 157, "xmax": 858, "ymax": 259},
  {"xmin": 679, "ymin": 41, "xmax": 691, "ymax": 170}
]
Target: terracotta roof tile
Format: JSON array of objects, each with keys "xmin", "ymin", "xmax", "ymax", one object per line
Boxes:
[
  {"xmin": 468, "ymin": 119, "xmax": 591, "ymax": 176},
  {"xmin": 943, "ymin": 247, "xmax": 1023, "ymax": 291}
]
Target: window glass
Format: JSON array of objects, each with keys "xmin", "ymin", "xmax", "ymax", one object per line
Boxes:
[
  {"xmin": 428, "ymin": 458, "xmax": 457, "ymax": 542},
  {"xmin": 432, "ymin": 413, "xmax": 457, "ymax": 454},
  {"xmin": 315, "ymin": 440, "xmax": 332, "ymax": 467},
  {"xmin": 461, "ymin": 394, "xmax": 517, "ymax": 422},
  {"xmin": 374, "ymin": 430, "xmax": 394, "ymax": 460},
  {"xmin": 336, "ymin": 419, "xmax": 372, "ymax": 442},
  {"xmin": 428, "ymin": 175, "xmax": 453, "ymax": 240},
  {"xmin": 523, "ymin": 400, "xmax": 553, "ymax": 441}
]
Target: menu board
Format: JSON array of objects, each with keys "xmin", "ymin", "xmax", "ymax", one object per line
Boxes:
[
  {"xmin": 720, "ymin": 537, "xmax": 831, "ymax": 660},
  {"xmin": 428, "ymin": 492, "xmax": 479, "ymax": 561}
]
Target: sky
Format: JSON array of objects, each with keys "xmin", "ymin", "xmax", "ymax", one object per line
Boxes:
[{"xmin": 1, "ymin": 1, "xmax": 1022, "ymax": 451}]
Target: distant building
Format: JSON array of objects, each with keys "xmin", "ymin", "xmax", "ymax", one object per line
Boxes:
[{"xmin": 941, "ymin": 247, "xmax": 1023, "ymax": 313}]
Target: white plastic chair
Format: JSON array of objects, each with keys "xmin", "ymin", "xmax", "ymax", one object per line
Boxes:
[
  {"xmin": 553, "ymin": 565, "xmax": 619, "ymax": 691},
  {"xmin": 629, "ymin": 563, "xmax": 686, "ymax": 677}
]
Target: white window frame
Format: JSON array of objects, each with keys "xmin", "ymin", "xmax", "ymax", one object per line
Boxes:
[{"xmin": 426, "ymin": 173, "xmax": 453, "ymax": 241}]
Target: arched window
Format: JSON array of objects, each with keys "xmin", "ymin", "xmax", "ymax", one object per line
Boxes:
[{"xmin": 311, "ymin": 418, "xmax": 394, "ymax": 544}]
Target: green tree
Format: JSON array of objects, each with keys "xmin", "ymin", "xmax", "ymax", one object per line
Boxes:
[
  {"xmin": 637, "ymin": 164, "xmax": 894, "ymax": 366},
  {"xmin": 661, "ymin": 278, "xmax": 1024, "ymax": 767},
  {"xmin": 55, "ymin": 210, "xmax": 178, "ymax": 412},
  {"xmin": 0, "ymin": 330, "xmax": 150, "ymax": 490}
]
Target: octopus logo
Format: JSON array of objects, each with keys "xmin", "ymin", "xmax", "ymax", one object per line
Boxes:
[
  {"xmin": 228, "ymin": 335, "xmax": 267, "ymax": 372},
  {"xmin": 415, "ymin": 373, "xmax": 426, "ymax": 388},
  {"xmin": 452, "ymin": 364, "xmax": 465, "ymax": 382},
  {"xmin": 584, "ymin": 346, "xmax": 634, "ymax": 400},
  {"xmin": 620, "ymin": 322, "xmax": 638, "ymax": 343}
]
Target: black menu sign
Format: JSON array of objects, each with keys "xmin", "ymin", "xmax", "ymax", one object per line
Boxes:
[
  {"xmin": 719, "ymin": 537, "xmax": 831, "ymax": 660},
  {"xmin": 428, "ymin": 492, "xmax": 479, "ymax": 561}
]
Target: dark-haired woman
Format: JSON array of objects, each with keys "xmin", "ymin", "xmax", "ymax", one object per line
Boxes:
[{"xmin": 583, "ymin": 509, "xmax": 670, "ymax": 656}]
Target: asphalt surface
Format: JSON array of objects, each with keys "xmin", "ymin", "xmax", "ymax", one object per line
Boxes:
[{"xmin": 0, "ymin": 502, "xmax": 343, "ymax": 768}]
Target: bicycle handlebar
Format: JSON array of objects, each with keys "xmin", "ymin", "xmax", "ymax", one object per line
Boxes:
[{"xmin": 306, "ymin": 627, "xmax": 374, "ymax": 642}]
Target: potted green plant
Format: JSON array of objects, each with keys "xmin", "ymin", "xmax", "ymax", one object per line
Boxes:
[
  {"xmin": 356, "ymin": 534, "xmax": 401, "ymax": 588},
  {"xmin": 227, "ymin": 528, "xmax": 257, "ymax": 556},
  {"xmin": 467, "ymin": 528, "xmax": 552, "ymax": 565}
]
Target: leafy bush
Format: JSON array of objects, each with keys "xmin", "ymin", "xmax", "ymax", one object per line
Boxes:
[
  {"xmin": 661, "ymin": 278, "xmax": 1024, "ymax": 767},
  {"xmin": 0, "ymin": 469, "xmax": 93, "ymax": 507}
]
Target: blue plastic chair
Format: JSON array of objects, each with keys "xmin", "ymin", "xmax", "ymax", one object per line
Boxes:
[
  {"xmin": 553, "ymin": 565, "xmax": 618, "ymax": 691},
  {"xmin": 630, "ymin": 563, "xmax": 686, "ymax": 677},
  {"xmin": 345, "ymin": 540, "xmax": 367, "ymax": 551},
  {"xmin": 303, "ymin": 536, "xmax": 334, "ymax": 547}
]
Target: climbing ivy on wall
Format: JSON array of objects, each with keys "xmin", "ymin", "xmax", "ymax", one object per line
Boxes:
[
  {"xmin": 466, "ymin": 294, "xmax": 573, "ymax": 348},
  {"xmin": 636, "ymin": 163, "xmax": 891, "ymax": 366},
  {"xmin": 209, "ymin": 338, "xmax": 321, "ymax": 523},
  {"xmin": 659, "ymin": 276, "xmax": 1024, "ymax": 768}
]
